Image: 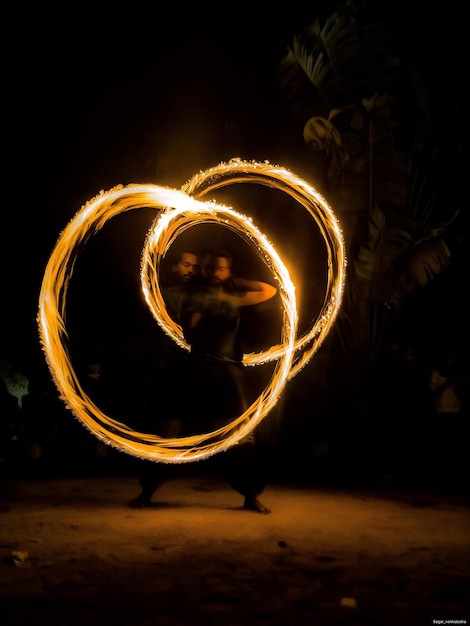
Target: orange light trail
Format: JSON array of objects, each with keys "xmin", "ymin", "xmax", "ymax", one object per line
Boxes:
[
  {"xmin": 38, "ymin": 160, "xmax": 346, "ymax": 464},
  {"xmin": 181, "ymin": 159, "xmax": 346, "ymax": 377}
]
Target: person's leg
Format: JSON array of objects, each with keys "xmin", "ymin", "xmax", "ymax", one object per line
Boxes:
[
  {"xmin": 219, "ymin": 363, "xmax": 271, "ymax": 513},
  {"xmin": 128, "ymin": 459, "xmax": 167, "ymax": 507},
  {"xmin": 128, "ymin": 418, "xmax": 182, "ymax": 507},
  {"xmin": 221, "ymin": 438, "xmax": 271, "ymax": 514}
]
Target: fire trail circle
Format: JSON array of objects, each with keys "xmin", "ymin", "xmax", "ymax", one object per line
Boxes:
[{"xmin": 38, "ymin": 159, "xmax": 346, "ymax": 463}]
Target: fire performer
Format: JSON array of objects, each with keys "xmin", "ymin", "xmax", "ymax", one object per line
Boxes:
[
  {"xmin": 128, "ymin": 247, "xmax": 199, "ymax": 507},
  {"xmin": 182, "ymin": 249, "xmax": 277, "ymax": 513}
]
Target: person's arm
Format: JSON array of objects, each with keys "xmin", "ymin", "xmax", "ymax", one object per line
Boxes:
[
  {"xmin": 233, "ymin": 278, "xmax": 277, "ymax": 307},
  {"xmin": 188, "ymin": 311, "xmax": 202, "ymax": 329}
]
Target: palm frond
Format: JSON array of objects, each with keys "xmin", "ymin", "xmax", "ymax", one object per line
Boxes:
[{"xmin": 387, "ymin": 237, "xmax": 452, "ymax": 306}]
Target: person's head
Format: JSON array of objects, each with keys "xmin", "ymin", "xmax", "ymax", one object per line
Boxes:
[
  {"xmin": 171, "ymin": 249, "xmax": 199, "ymax": 283},
  {"xmin": 206, "ymin": 250, "xmax": 233, "ymax": 287}
]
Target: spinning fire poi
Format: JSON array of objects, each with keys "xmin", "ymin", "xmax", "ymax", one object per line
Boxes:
[{"xmin": 38, "ymin": 159, "xmax": 346, "ymax": 463}]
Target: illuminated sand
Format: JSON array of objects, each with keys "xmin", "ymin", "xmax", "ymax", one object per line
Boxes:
[{"xmin": 1, "ymin": 472, "xmax": 468, "ymax": 626}]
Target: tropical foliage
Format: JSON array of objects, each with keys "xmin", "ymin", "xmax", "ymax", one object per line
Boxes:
[{"xmin": 277, "ymin": 0, "xmax": 465, "ymax": 369}]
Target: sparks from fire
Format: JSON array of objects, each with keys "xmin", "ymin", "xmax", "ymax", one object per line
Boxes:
[{"xmin": 38, "ymin": 160, "xmax": 345, "ymax": 463}]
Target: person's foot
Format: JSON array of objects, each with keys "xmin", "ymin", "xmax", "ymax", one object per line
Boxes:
[
  {"xmin": 243, "ymin": 496, "xmax": 271, "ymax": 514},
  {"xmin": 127, "ymin": 495, "xmax": 151, "ymax": 509}
]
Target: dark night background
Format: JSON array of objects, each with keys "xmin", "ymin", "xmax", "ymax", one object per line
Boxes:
[
  {"xmin": 2, "ymin": 2, "xmax": 468, "ymax": 485},
  {"xmin": 1, "ymin": 5, "xmax": 469, "ymax": 626}
]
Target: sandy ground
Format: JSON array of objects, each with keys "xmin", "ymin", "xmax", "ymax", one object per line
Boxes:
[{"xmin": 1, "ymin": 464, "xmax": 469, "ymax": 626}]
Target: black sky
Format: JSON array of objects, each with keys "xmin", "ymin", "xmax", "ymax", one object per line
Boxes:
[
  {"xmin": 4, "ymin": 3, "xmax": 466, "ymax": 369},
  {"xmin": 5, "ymin": 10, "xmax": 309, "ymax": 364}
]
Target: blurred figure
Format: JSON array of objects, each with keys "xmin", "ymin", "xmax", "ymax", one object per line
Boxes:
[
  {"xmin": 430, "ymin": 350, "xmax": 462, "ymax": 415},
  {"xmin": 182, "ymin": 249, "xmax": 278, "ymax": 513},
  {"xmin": 128, "ymin": 248, "xmax": 199, "ymax": 507},
  {"xmin": 428, "ymin": 348, "xmax": 465, "ymax": 484}
]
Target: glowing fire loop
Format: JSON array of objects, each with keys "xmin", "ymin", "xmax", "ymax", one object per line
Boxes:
[{"xmin": 38, "ymin": 159, "xmax": 346, "ymax": 464}]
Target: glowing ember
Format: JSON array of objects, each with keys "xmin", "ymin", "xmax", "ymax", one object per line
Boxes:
[{"xmin": 38, "ymin": 160, "xmax": 346, "ymax": 464}]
